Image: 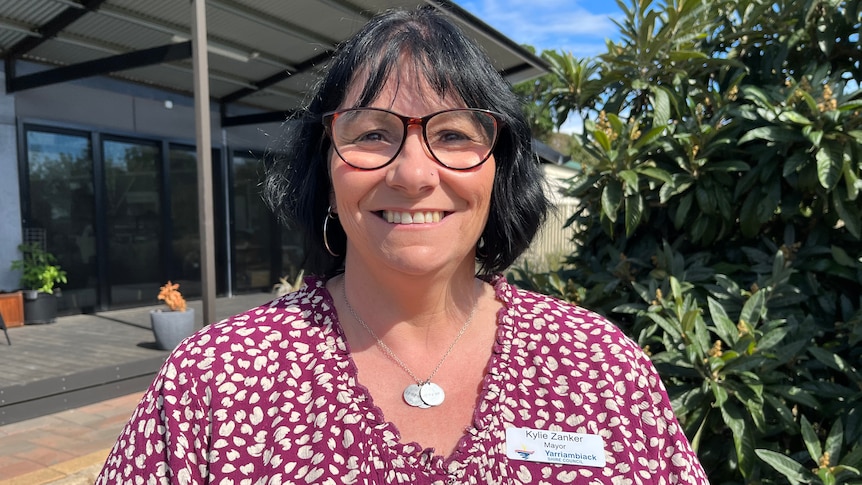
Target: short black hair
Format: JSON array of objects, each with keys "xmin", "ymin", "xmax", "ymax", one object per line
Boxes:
[{"xmin": 263, "ymin": 6, "xmax": 548, "ymax": 276}]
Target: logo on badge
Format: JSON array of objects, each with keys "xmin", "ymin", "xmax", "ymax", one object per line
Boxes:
[{"xmin": 515, "ymin": 446, "xmax": 535, "ymax": 460}]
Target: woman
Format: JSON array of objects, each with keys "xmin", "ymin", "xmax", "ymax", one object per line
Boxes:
[{"xmin": 98, "ymin": 7, "xmax": 708, "ymax": 484}]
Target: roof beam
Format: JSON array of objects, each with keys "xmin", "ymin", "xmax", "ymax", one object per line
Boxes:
[
  {"xmin": 7, "ymin": 41, "xmax": 192, "ymax": 93},
  {"xmin": 4, "ymin": 0, "xmax": 108, "ymax": 61},
  {"xmin": 220, "ymin": 50, "xmax": 332, "ymax": 103},
  {"xmin": 220, "ymin": 50, "xmax": 332, "ymax": 104},
  {"xmin": 221, "ymin": 110, "xmax": 295, "ymax": 127}
]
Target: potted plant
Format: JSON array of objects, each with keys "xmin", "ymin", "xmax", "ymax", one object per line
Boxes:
[
  {"xmin": 10, "ymin": 242, "xmax": 67, "ymax": 324},
  {"xmin": 150, "ymin": 281, "xmax": 196, "ymax": 350}
]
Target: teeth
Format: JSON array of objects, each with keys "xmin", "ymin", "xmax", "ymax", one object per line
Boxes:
[{"xmin": 383, "ymin": 211, "xmax": 444, "ymax": 224}]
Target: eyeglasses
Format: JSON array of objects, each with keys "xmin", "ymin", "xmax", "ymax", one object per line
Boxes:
[{"xmin": 322, "ymin": 107, "xmax": 503, "ymax": 170}]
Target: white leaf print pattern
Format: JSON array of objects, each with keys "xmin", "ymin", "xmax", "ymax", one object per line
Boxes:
[{"xmin": 96, "ymin": 276, "xmax": 708, "ymax": 484}]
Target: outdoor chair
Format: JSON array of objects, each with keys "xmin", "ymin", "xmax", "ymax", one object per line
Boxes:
[{"xmin": 0, "ymin": 312, "xmax": 10, "ymax": 345}]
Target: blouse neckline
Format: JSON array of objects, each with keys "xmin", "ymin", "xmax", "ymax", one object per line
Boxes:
[{"xmin": 306, "ymin": 274, "xmax": 513, "ymax": 474}]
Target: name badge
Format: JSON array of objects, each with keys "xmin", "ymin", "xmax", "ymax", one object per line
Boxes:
[{"xmin": 505, "ymin": 427, "xmax": 606, "ymax": 468}]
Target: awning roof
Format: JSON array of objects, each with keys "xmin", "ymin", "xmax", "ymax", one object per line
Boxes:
[{"xmin": 1, "ymin": 0, "xmax": 548, "ymax": 126}]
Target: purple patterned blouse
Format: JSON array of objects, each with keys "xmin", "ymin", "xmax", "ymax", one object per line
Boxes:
[{"xmin": 97, "ymin": 276, "xmax": 708, "ymax": 484}]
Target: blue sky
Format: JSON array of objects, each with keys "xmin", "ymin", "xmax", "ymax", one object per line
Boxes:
[{"xmin": 456, "ymin": 0, "xmax": 623, "ymax": 58}]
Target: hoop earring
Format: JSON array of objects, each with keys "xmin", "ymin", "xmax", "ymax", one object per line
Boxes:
[
  {"xmin": 323, "ymin": 205, "xmax": 339, "ymax": 257},
  {"xmin": 476, "ymin": 236, "xmax": 487, "ymax": 258}
]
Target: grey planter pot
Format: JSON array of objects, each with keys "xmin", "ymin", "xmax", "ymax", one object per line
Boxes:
[
  {"xmin": 23, "ymin": 291, "xmax": 59, "ymax": 324},
  {"xmin": 150, "ymin": 308, "xmax": 195, "ymax": 350}
]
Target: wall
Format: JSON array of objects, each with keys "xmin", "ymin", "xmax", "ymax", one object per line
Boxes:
[
  {"xmin": 0, "ymin": 72, "xmax": 24, "ymax": 291},
  {"xmin": 14, "ymin": 82, "xmax": 221, "ymax": 142}
]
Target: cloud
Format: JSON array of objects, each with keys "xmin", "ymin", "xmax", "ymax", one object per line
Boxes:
[{"xmin": 458, "ymin": 0, "xmax": 619, "ymax": 56}]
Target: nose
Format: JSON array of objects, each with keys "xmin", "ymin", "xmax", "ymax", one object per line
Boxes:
[{"xmin": 385, "ymin": 126, "xmax": 440, "ymax": 193}]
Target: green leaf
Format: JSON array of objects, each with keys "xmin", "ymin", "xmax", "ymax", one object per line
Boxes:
[
  {"xmin": 824, "ymin": 418, "xmax": 843, "ymax": 466},
  {"xmin": 756, "ymin": 449, "xmax": 819, "ymax": 482},
  {"xmin": 652, "ymin": 87, "xmax": 671, "ymax": 126},
  {"xmin": 832, "ymin": 189, "xmax": 862, "ymax": 239},
  {"xmin": 816, "ymin": 141, "xmax": 844, "ymax": 190},
  {"xmin": 635, "ymin": 166, "xmax": 673, "ymax": 184},
  {"xmin": 674, "ymin": 192, "xmax": 693, "ymax": 228},
  {"xmin": 757, "ymin": 327, "xmax": 788, "ymax": 350},
  {"xmin": 839, "ymin": 444, "xmax": 862, "ymax": 468},
  {"xmin": 772, "ymin": 385, "xmax": 821, "ymax": 410},
  {"xmin": 702, "ymin": 160, "xmax": 751, "ymax": 172},
  {"xmin": 711, "ymin": 381, "xmax": 728, "ymax": 406},
  {"xmin": 667, "ymin": 50, "xmax": 709, "ymax": 62},
  {"xmin": 643, "ymin": 312, "xmax": 682, "ymax": 341},
  {"xmin": 594, "ymin": 129, "xmax": 612, "ymax": 152},
  {"xmin": 806, "ymin": 128, "xmax": 824, "ymax": 147},
  {"xmin": 740, "ymin": 191, "xmax": 761, "ymax": 238},
  {"xmin": 633, "ymin": 125, "xmax": 668, "ymax": 150},
  {"xmin": 838, "ymin": 100, "xmax": 862, "ymax": 112},
  {"xmin": 624, "ymin": 194, "xmax": 644, "ymax": 237},
  {"xmin": 708, "ymin": 296, "xmax": 738, "ymax": 346},
  {"xmin": 801, "ymin": 415, "xmax": 822, "ymax": 462},
  {"xmin": 783, "ymin": 151, "xmax": 809, "ymax": 177},
  {"xmin": 844, "ymin": 156, "xmax": 860, "ymax": 200},
  {"xmin": 722, "ymin": 401, "xmax": 756, "ymax": 478},
  {"xmin": 670, "ymin": 276, "xmax": 683, "ymax": 303},
  {"xmin": 602, "ymin": 180, "xmax": 623, "ymax": 223},
  {"xmin": 809, "ymin": 347, "xmax": 858, "ymax": 377},
  {"xmin": 778, "ymin": 110, "xmax": 812, "ymax": 125},
  {"xmin": 818, "ymin": 468, "xmax": 836, "ymax": 485},
  {"xmin": 619, "ymin": 169, "xmax": 640, "ymax": 192},
  {"xmin": 830, "ymin": 245, "xmax": 856, "ymax": 267},
  {"xmin": 738, "ymin": 126, "xmax": 801, "ymax": 145},
  {"xmin": 739, "ymin": 289, "xmax": 765, "ymax": 330}
]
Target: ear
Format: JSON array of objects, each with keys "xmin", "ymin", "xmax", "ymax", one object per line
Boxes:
[{"xmin": 329, "ymin": 192, "xmax": 337, "ymax": 214}]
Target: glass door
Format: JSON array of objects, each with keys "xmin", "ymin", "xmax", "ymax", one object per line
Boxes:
[
  {"xmin": 23, "ymin": 127, "xmax": 97, "ymax": 313},
  {"xmin": 167, "ymin": 146, "xmax": 201, "ymax": 297},
  {"xmin": 231, "ymin": 152, "xmax": 273, "ymax": 291},
  {"xmin": 102, "ymin": 138, "xmax": 162, "ymax": 306}
]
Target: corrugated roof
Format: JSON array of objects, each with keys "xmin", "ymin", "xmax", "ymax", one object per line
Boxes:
[{"xmin": 1, "ymin": 0, "xmax": 548, "ymax": 124}]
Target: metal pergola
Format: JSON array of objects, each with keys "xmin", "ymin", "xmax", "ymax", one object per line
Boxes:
[{"xmin": 1, "ymin": 0, "xmax": 548, "ymax": 324}]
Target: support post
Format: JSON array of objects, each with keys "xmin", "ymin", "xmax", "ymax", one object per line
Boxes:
[{"xmin": 191, "ymin": 0, "xmax": 216, "ymax": 327}]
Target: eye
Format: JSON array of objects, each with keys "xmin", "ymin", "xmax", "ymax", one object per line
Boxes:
[
  {"xmin": 438, "ymin": 130, "xmax": 471, "ymax": 142},
  {"xmin": 428, "ymin": 127, "xmax": 485, "ymax": 148},
  {"xmin": 355, "ymin": 130, "xmax": 389, "ymax": 143}
]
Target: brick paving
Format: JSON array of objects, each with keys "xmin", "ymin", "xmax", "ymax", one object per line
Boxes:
[
  {"xmin": 0, "ymin": 392, "xmax": 141, "ymax": 484},
  {"xmin": 0, "ymin": 291, "xmax": 276, "ymax": 484}
]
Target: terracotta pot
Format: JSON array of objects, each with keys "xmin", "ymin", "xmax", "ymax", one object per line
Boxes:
[{"xmin": 150, "ymin": 308, "xmax": 195, "ymax": 350}]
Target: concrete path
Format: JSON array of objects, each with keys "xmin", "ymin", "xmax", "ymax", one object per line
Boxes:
[{"xmin": 0, "ymin": 392, "xmax": 142, "ymax": 484}]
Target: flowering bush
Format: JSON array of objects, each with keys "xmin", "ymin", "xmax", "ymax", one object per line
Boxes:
[{"xmin": 157, "ymin": 281, "xmax": 187, "ymax": 312}]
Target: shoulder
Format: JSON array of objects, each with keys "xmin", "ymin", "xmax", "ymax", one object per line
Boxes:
[
  {"xmin": 202, "ymin": 276, "xmax": 331, "ymax": 337},
  {"xmin": 165, "ymin": 276, "xmax": 342, "ymax": 376},
  {"xmin": 491, "ymin": 275, "xmax": 641, "ymax": 356}
]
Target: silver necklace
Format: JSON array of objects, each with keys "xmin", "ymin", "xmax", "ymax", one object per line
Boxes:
[{"xmin": 342, "ymin": 281, "xmax": 476, "ymax": 408}]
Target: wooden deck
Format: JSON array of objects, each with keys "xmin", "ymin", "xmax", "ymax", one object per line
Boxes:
[{"xmin": 0, "ymin": 291, "xmax": 275, "ymax": 426}]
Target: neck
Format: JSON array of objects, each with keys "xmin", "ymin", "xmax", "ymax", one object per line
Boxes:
[{"xmin": 340, "ymin": 253, "xmax": 479, "ymax": 332}]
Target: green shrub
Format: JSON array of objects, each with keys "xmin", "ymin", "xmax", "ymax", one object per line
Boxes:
[{"xmin": 512, "ymin": 0, "xmax": 862, "ymax": 482}]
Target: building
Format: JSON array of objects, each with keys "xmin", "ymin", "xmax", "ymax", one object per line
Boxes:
[{"xmin": 0, "ymin": 0, "xmax": 550, "ymax": 316}]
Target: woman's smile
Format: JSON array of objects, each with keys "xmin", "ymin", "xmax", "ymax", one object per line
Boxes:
[{"xmin": 379, "ymin": 210, "xmax": 448, "ymax": 224}]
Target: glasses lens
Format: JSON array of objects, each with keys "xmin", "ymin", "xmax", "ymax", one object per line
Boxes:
[
  {"xmin": 330, "ymin": 109, "xmax": 403, "ymax": 169},
  {"xmin": 327, "ymin": 108, "xmax": 500, "ymax": 170},
  {"xmin": 426, "ymin": 110, "xmax": 498, "ymax": 169}
]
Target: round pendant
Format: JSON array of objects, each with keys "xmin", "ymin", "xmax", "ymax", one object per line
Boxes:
[
  {"xmin": 419, "ymin": 382, "xmax": 445, "ymax": 407},
  {"xmin": 403, "ymin": 384, "xmax": 430, "ymax": 408}
]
